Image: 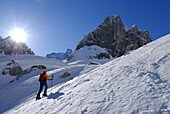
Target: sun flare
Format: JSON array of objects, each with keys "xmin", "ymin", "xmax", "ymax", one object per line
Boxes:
[{"xmin": 9, "ymin": 28, "xmax": 27, "ymax": 42}]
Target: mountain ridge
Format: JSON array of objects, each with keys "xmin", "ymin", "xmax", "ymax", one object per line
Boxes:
[{"xmin": 75, "ymin": 15, "xmax": 152, "ymax": 58}]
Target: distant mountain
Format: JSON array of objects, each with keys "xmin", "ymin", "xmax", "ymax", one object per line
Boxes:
[
  {"xmin": 46, "ymin": 49, "xmax": 73, "ymax": 60},
  {"xmin": 0, "ymin": 36, "xmax": 34, "ymax": 55},
  {"xmin": 75, "ymin": 15, "xmax": 152, "ymax": 58}
]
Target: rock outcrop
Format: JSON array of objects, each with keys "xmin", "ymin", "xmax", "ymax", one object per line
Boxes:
[
  {"xmin": 0, "ymin": 36, "xmax": 34, "ymax": 55},
  {"xmin": 2, "ymin": 60, "xmax": 23, "ymax": 76},
  {"xmin": 61, "ymin": 72, "xmax": 71, "ymax": 78},
  {"xmin": 75, "ymin": 15, "xmax": 152, "ymax": 57}
]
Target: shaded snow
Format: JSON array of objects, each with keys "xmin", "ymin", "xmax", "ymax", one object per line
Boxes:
[
  {"xmin": 0, "ymin": 34, "xmax": 170, "ymax": 114},
  {"xmin": 67, "ymin": 45, "xmax": 113, "ymax": 64}
]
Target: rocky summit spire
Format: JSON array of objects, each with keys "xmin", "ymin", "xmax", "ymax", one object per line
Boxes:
[{"xmin": 75, "ymin": 15, "xmax": 151, "ymax": 57}]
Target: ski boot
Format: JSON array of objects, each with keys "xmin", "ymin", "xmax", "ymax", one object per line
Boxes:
[
  {"xmin": 43, "ymin": 93, "xmax": 47, "ymax": 97},
  {"xmin": 36, "ymin": 96, "xmax": 41, "ymax": 100}
]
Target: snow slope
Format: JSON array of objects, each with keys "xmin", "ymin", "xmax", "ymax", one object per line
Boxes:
[
  {"xmin": 0, "ymin": 55, "xmax": 100, "ymax": 113},
  {"xmin": 1, "ymin": 34, "xmax": 170, "ymax": 114},
  {"xmin": 67, "ymin": 45, "xmax": 113, "ymax": 64},
  {"xmin": 0, "ymin": 55, "xmax": 66, "ymax": 88}
]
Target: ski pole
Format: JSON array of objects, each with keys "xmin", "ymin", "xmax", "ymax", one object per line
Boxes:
[{"xmin": 51, "ymin": 75, "xmax": 54, "ymax": 93}]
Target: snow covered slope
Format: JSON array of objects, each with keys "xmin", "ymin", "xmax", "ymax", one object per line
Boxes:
[
  {"xmin": 1, "ymin": 34, "xmax": 170, "ymax": 114},
  {"xmin": 0, "ymin": 55, "xmax": 99, "ymax": 113},
  {"xmin": 0, "ymin": 55, "xmax": 66, "ymax": 87},
  {"xmin": 67, "ymin": 45, "xmax": 113, "ymax": 64}
]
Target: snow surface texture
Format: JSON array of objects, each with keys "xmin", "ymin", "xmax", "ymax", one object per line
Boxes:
[{"xmin": 0, "ymin": 34, "xmax": 170, "ymax": 114}]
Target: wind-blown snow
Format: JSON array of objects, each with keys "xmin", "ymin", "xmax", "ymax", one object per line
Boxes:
[{"xmin": 1, "ymin": 34, "xmax": 170, "ymax": 114}]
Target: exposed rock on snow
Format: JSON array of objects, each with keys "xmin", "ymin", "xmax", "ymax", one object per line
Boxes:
[
  {"xmin": 90, "ymin": 52, "xmax": 111, "ymax": 59},
  {"xmin": 88, "ymin": 62, "xmax": 99, "ymax": 65},
  {"xmin": 75, "ymin": 15, "xmax": 152, "ymax": 57},
  {"xmin": 22, "ymin": 65, "xmax": 47, "ymax": 75},
  {"xmin": 61, "ymin": 72, "xmax": 71, "ymax": 78},
  {"xmin": 7, "ymin": 60, "xmax": 18, "ymax": 66},
  {"xmin": 46, "ymin": 49, "xmax": 73, "ymax": 60},
  {"xmin": 2, "ymin": 60, "xmax": 23, "ymax": 76},
  {"xmin": 31, "ymin": 65, "xmax": 47, "ymax": 69},
  {"xmin": 10, "ymin": 66, "xmax": 23, "ymax": 76}
]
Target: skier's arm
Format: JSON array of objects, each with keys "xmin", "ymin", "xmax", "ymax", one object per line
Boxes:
[{"xmin": 45, "ymin": 74, "xmax": 52, "ymax": 80}]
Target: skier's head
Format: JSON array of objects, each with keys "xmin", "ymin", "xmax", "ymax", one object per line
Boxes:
[{"xmin": 43, "ymin": 70, "xmax": 47, "ymax": 74}]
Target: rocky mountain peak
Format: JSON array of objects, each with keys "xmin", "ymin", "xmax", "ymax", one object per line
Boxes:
[{"xmin": 75, "ymin": 15, "xmax": 152, "ymax": 58}]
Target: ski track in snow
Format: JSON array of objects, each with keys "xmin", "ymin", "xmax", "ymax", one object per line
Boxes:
[{"xmin": 1, "ymin": 34, "xmax": 170, "ymax": 114}]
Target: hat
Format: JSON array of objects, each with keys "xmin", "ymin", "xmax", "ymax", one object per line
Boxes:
[{"xmin": 43, "ymin": 70, "xmax": 47, "ymax": 74}]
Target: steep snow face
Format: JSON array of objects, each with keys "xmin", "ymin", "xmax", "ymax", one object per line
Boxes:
[
  {"xmin": 2, "ymin": 34, "xmax": 170, "ymax": 114},
  {"xmin": 67, "ymin": 45, "xmax": 113, "ymax": 64},
  {"xmin": 46, "ymin": 49, "xmax": 73, "ymax": 60}
]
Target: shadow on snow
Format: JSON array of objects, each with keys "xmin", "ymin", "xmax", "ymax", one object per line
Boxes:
[{"xmin": 47, "ymin": 91, "xmax": 64, "ymax": 99}]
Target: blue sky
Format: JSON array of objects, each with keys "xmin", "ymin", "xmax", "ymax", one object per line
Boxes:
[{"xmin": 0, "ymin": 0, "xmax": 170, "ymax": 56}]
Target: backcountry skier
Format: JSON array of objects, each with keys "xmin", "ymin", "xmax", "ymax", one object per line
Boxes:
[{"xmin": 36, "ymin": 70, "xmax": 53, "ymax": 100}]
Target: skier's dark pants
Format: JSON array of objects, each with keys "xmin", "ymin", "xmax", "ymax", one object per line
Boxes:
[{"xmin": 37, "ymin": 82, "xmax": 48, "ymax": 96}]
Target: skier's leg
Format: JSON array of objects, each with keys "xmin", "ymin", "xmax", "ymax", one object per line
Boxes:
[
  {"xmin": 43, "ymin": 82, "xmax": 48, "ymax": 96},
  {"xmin": 37, "ymin": 82, "xmax": 43, "ymax": 97}
]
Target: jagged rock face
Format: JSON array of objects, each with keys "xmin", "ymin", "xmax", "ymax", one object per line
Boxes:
[
  {"xmin": 0, "ymin": 37, "xmax": 34, "ymax": 55},
  {"xmin": 75, "ymin": 15, "xmax": 152, "ymax": 57}
]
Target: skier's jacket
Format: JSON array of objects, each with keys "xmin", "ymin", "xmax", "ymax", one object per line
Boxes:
[{"xmin": 39, "ymin": 70, "xmax": 52, "ymax": 82}]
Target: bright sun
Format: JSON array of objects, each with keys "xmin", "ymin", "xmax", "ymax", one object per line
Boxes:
[{"xmin": 9, "ymin": 28, "xmax": 27, "ymax": 42}]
